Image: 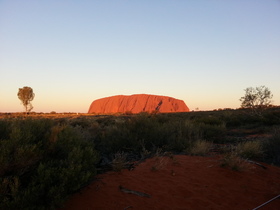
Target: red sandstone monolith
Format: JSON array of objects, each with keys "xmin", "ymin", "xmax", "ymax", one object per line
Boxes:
[{"xmin": 88, "ymin": 94, "xmax": 189, "ymax": 114}]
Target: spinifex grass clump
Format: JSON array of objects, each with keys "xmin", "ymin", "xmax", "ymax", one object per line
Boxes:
[
  {"xmin": 220, "ymin": 140, "xmax": 264, "ymax": 171},
  {"xmin": 0, "ymin": 118, "xmax": 99, "ymax": 210},
  {"xmin": 236, "ymin": 141, "xmax": 263, "ymax": 159},
  {"xmin": 220, "ymin": 152, "xmax": 249, "ymax": 171},
  {"xmin": 188, "ymin": 140, "xmax": 212, "ymax": 156}
]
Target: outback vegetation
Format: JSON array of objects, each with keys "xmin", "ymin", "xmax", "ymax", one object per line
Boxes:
[
  {"xmin": 17, "ymin": 86, "xmax": 35, "ymax": 114},
  {"xmin": 240, "ymin": 85, "xmax": 273, "ymax": 116},
  {"xmin": 0, "ymin": 85, "xmax": 278, "ymax": 209},
  {"xmin": 0, "ymin": 106, "xmax": 280, "ymax": 209}
]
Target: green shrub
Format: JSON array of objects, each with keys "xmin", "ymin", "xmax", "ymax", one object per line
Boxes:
[
  {"xmin": 261, "ymin": 109, "xmax": 280, "ymax": 126},
  {"xmin": 162, "ymin": 120, "xmax": 201, "ymax": 151},
  {"xmin": 0, "ymin": 119, "xmax": 12, "ymax": 140},
  {"xmin": 0, "ymin": 119, "xmax": 99, "ymax": 210},
  {"xmin": 94, "ymin": 114, "xmax": 203, "ymax": 158},
  {"xmin": 0, "ymin": 119, "xmax": 53, "ymax": 177},
  {"xmin": 96, "ymin": 123, "xmax": 134, "ymax": 155},
  {"xmin": 198, "ymin": 122, "xmax": 226, "ymax": 143}
]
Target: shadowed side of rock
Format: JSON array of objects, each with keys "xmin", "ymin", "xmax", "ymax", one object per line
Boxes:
[{"xmin": 88, "ymin": 94, "xmax": 189, "ymax": 114}]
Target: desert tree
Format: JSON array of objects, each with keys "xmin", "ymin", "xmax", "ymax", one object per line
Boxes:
[
  {"xmin": 17, "ymin": 86, "xmax": 35, "ymax": 114},
  {"xmin": 240, "ymin": 85, "xmax": 273, "ymax": 115}
]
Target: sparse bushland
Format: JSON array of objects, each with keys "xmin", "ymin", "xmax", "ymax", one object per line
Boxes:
[
  {"xmin": 0, "ymin": 118, "xmax": 99, "ymax": 210},
  {"xmin": 1, "ymin": 107, "xmax": 280, "ymax": 209},
  {"xmin": 94, "ymin": 114, "xmax": 202, "ymax": 157}
]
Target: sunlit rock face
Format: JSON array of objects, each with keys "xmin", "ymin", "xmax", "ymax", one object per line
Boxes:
[{"xmin": 88, "ymin": 94, "xmax": 189, "ymax": 114}]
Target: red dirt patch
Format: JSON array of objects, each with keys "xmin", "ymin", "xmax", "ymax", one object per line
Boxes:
[{"xmin": 60, "ymin": 155, "xmax": 280, "ymax": 210}]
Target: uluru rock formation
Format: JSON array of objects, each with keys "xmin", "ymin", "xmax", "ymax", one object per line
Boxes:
[{"xmin": 88, "ymin": 94, "xmax": 189, "ymax": 114}]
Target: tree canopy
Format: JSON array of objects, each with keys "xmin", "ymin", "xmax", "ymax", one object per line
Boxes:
[
  {"xmin": 240, "ymin": 86, "xmax": 273, "ymax": 114},
  {"xmin": 17, "ymin": 86, "xmax": 35, "ymax": 113}
]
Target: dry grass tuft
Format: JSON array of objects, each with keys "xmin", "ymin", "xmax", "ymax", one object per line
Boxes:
[
  {"xmin": 150, "ymin": 148, "xmax": 169, "ymax": 171},
  {"xmin": 188, "ymin": 140, "xmax": 212, "ymax": 156},
  {"xmin": 236, "ymin": 141, "xmax": 263, "ymax": 159},
  {"xmin": 220, "ymin": 153, "xmax": 250, "ymax": 171},
  {"xmin": 111, "ymin": 152, "xmax": 128, "ymax": 172},
  {"xmin": 151, "ymin": 156, "xmax": 168, "ymax": 171}
]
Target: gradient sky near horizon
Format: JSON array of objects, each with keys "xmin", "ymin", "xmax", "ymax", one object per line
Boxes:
[{"xmin": 1, "ymin": 0, "xmax": 280, "ymax": 113}]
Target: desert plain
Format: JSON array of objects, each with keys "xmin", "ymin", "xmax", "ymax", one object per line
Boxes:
[{"xmin": 1, "ymin": 109, "xmax": 280, "ymax": 210}]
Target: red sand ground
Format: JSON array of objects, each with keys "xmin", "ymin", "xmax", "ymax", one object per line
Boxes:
[{"xmin": 61, "ymin": 155, "xmax": 280, "ymax": 210}]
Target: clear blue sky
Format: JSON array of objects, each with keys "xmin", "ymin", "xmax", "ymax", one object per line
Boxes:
[{"xmin": 1, "ymin": 0, "xmax": 279, "ymax": 112}]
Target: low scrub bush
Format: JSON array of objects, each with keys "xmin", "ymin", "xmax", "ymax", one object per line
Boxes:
[
  {"xmin": 222, "ymin": 111, "xmax": 258, "ymax": 127},
  {"xmin": 264, "ymin": 127, "xmax": 280, "ymax": 165},
  {"xmin": 162, "ymin": 120, "xmax": 202, "ymax": 151},
  {"xmin": 220, "ymin": 152, "xmax": 248, "ymax": 171},
  {"xmin": 261, "ymin": 109, "xmax": 280, "ymax": 126},
  {"xmin": 0, "ymin": 119, "xmax": 99, "ymax": 210},
  {"xmin": 195, "ymin": 115, "xmax": 224, "ymax": 126},
  {"xmin": 95, "ymin": 115, "xmax": 202, "ymax": 156},
  {"xmin": 0, "ymin": 119, "xmax": 11, "ymax": 140},
  {"xmin": 236, "ymin": 141, "xmax": 263, "ymax": 160},
  {"xmin": 198, "ymin": 123, "xmax": 226, "ymax": 143}
]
